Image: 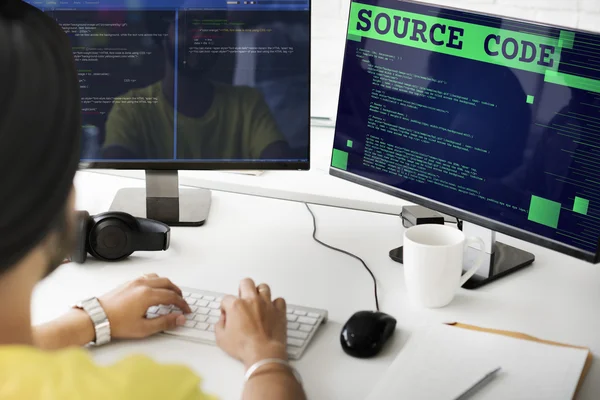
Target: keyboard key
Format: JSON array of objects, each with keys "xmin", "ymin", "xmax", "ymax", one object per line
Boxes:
[
  {"xmin": 147, "ymin": 306, "xmax": 159, "ymax": 314},
  {"xmin": 191, "ymin": 293, "xmax": 203, "ymax": 299},
  {"xmin": 203, "ymin": 295, "xmax": 216, "ymax": 301},
  {"xmin": 146, "ymin": 313, "xmax": 159, "ymax": 319},
  {"xmin": 182, "ymin": 291, "xmax": 190, "ymax": 297},
  {"xmin": 288, "ymin": 330, "xmax": 309, "ymax": 340},
  {"xmin": 207, "ymin": 316, "xmax": 220, "ymax": 324},
  {"xmin": 209, "ymin": 310, "xmax": 221, "ymax": 317},
  {"xmin": 287, "ymin": 322, "xmax": 300, "ymax": 330},
  {"xmin": 197, "ymin": 307, "xmax": 210, "ymax": 315},
  {"xmin": 186, "ymin": 299, "xmax": 197, "ymax": 306},
  {"xmin": 215, "ymin": 297, "xmax": 223, "ymax": 302},
  {"xmin": 288, "ymin": 348, "xmax": 301, "ymax": 358},
  {"xmin": 186, "ymin": 314, "xmax": 195, "ymax": 321},
  {"xmin": 189, "ymin": 305, "xmax": 198, "ymax": 313},
  {"xmin": 168, "ymin": 327, "xmax": 215, "ymax": 341},
  {"xmin": 307, "ymin": 312, "xmax": 320, "ymax": 319},
  {"xmin": 297, "ymin": 316, "xmax": 317, "ymax": 325},
  {"xmin": 158, "ymin": 306, "xmax": 171, "ymax": 315},
  {"xmin": 171, "ymin": 307, "xmax": 181, "ymax": 313},
  {"xmin": 194, "ymin": 315, "xmax": 208, "ymax": 323},
  {"xmin": 208, "ymin": 325, "xmax": 215, "ymax": 332},
  {"xmin": 293, "ymin": 310, "xmax": 307, "ymax": 316},
  {"xmin": 195, "ymin": 322, "xmax": 209, "ymax": 331},
  {"xmin": 286, "ymin": 314, "xmax": 298, "ymax": 322},
  {"xmin": 287, "ymin": 338, "xmax": 304, "ymax": 347},
  {"xmin": 196, "ymin": 300, "xmax": 209, "ymax": 307},
  {"xmin": 208, "ymin": 302, "xmax": 220, "ymax": 309},
  {"xmin": 287, "ymin": 309, "xmax": 295, "ymax": 314},
  {"xmin": 184, "ymin": 321, "xmax": 196, "ymax": 328},
  {"xmin": 299, "ymin": 324, "xmax": 312, "ymax": 332}
]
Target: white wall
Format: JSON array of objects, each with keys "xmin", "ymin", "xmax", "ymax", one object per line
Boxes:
[{"xmin": 311, "ymin": 0, "xmax": 600, "ymax": 117}]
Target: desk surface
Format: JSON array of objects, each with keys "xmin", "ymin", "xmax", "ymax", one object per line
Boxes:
[{"xmin": 32, "ymin": 171, "xmax": 600, "ymax": 400}]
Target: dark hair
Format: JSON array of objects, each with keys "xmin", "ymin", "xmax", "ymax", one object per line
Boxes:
[{"xmin": 0, "ymin": 0, "xmax": 81, "ymax": 272}]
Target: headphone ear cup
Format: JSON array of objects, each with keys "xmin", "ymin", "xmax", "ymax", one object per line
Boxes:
[
  {"xmin": 88, "ymin": 216, "xmax": 134, "ymax": 262},
  {"xmin": 71, "ymin": 211, "xmax": 90, "ymax": 263}
]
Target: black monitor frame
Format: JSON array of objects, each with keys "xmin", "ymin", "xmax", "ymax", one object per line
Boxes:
[{"xmin": 330, "ymin": 0, "xmax": 600, "ymax": 264}]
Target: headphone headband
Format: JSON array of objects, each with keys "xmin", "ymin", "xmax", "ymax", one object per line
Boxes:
[{"xmin": 133, "ymin": 218, "xmax": 170, "ymax": 251}]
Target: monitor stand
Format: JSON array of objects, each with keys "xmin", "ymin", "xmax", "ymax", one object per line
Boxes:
[
  {"xmin": 109, "ymin": 170, "xmax": 211, "ymax": 226},
  {"xmin": 460, "ymin": 222, "xmax": 534, "ymax": 289},
  {"xmin": 389, "ymin": 221, "xmax": 535, "ymax": 289}
]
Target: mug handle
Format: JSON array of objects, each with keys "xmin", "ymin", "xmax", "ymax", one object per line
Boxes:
[{"xmin": 459, "ymin": 237, "xmax": 486, "ymax": 287}]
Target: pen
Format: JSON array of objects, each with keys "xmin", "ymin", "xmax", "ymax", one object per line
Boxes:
[{"xmin": 453, "ymin": 367, "xmax": 501, "ymax": 400}]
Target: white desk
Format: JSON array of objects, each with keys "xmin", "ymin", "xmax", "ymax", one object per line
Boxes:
[{"xmin": 32, "ymin": 171, "xmax": 600, "ymax": 400}]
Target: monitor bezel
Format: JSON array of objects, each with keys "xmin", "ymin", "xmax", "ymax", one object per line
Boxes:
[
  {"xmin": 80, "ymin": 1, "xmax": 312, "ymax": 172},
  {"xmin": 330, "ymin": 0, "xmax": 600, "ymax": 263}
]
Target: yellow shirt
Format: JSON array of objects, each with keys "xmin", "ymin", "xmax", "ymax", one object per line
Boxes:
[
  {"xmin": 0, "ymin": 346, "xmax": 216, "ymax": 400},
  {"xmin": 103, "ymin": 81, "xmax": 284, "ymax": 160}
]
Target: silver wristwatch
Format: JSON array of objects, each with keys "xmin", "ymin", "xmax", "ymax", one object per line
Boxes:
[{"xmin": 74, "ymin": 297, "xmax": 111, "ymax": 346}]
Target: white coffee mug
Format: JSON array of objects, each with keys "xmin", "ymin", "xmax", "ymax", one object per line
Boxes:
[{"xmin": 403, "ymin": 224, "xmax": 485, "ymax": 308}]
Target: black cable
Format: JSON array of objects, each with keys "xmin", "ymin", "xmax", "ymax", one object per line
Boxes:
[{"xmin": 304, "ymin": 203, "xmax": 380, "ymax": 312}]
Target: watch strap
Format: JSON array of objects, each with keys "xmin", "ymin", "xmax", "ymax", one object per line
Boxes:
[{"xmin": 78, "ymin": 297, "xmax": 111, "ymax": 346}]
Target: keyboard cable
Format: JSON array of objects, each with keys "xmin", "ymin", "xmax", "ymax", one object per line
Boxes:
[{"xmin": 304, "ymin": 203, "xmax": 380, "ymax": 311}]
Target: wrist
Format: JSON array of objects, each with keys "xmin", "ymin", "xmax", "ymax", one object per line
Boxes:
[
  {"xmin": 243, "ymin": 341, "xmax": 288, "ymax": 370},
  {"xmin": 66, "ymin": 309, "xmax": 96, "ymax": 346}
]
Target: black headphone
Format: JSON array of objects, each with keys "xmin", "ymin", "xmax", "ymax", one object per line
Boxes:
[{"xmin": 72, "ymin": 211, "xmax": 170, "ymax": 263}]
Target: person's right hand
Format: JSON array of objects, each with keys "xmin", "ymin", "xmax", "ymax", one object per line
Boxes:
[{"xmin": 215, "ymin": 278, "xmax": 288, "ymax": 369}]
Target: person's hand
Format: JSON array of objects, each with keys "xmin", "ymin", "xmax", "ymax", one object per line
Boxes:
[
  {"xmin": 216, "ymin": 278, "xmax": 288, "ymax": 369},
  {"xmin": 98, "ymin": 273, "xmax": 191, "ymax": 339}
]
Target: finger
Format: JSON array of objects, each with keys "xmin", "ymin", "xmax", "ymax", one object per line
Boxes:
[
  {"xmin": 257, "ymin": 283, "xmax": 271, "ymax": 303},
  {"xmin": 143, "ymin": 312, "xmax": 186, "ymax": 335},
  {"xmin": 220, "ymin": 295, "xmax": 237, "ymax": 313},
  {"xmin": 273, "ymin": 297, "xmax": 286, "ymax": 314},
  {"xmin": 142, "ymin": 273, "xmax": 159, "ymax": 279},
  {"xmin": 149, "ymin": 289, "xmax": 192, "ymax": 313},
  {"xmin": 216, "ymin": 312, "xmax": 226, "ymax": 334},
  {"xmin": 142, "ymin": 277, "xmax": 183, "ymax": 296},
  {"xmin": 239, "ymin": 278, "xmax": 257, "ymax": 299}
]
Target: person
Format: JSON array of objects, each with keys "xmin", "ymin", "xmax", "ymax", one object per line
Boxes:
[
  {"xmin": 0, "ymin": 1, "xmax": 305, "ymax": 399},
  {"xmin": 102, "ymin": 9, "xmax": 292, "ymax": 161}
]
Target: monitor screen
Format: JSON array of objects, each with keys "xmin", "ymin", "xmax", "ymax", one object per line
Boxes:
[
  {"xmin": 27, "ymin": 0, "xmax": 310, "ymax": 168},
  {"xmin": 331, "ymin": 0, "xmax": 600, "ymax": 260}
]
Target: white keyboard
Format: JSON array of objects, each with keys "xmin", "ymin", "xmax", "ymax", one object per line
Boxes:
[{"xmin": 146, "ymin": 287, "xmax": 328, "ymax": 360}]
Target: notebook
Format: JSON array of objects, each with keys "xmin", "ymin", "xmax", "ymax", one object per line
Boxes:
[{"xmin": 366, "ymin": 323, "xmax": 591, "ymax": 400}]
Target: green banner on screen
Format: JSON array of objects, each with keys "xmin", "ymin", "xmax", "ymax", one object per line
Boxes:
[
  {"xmin": 347, "ymin": 3, "xmax": 563, "ymax": 75},
  {"xmin": 347, "ymin": 3, "xmax": 600, "ymax": 93}
]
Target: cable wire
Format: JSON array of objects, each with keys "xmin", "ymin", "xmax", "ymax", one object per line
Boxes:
[{"xmin": 304, "ymin": 203, "xmax": 380, "ymax": 311}]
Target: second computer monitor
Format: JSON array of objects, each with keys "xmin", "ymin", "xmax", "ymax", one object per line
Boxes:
[
  {"xmin": 331, "ymin": 0, "xmax": 600, "ymax": 263},
  {"xmin": 33, "ymin": 0, "xmax": 310, "ymax": 170}
]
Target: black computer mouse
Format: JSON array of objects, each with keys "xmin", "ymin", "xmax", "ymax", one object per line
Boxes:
[{"xmin": 340, "ymin": 311, "xmax": 397, "ymax": 358}]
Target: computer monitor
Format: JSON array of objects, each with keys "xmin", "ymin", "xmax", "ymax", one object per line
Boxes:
[
  {"xmin": 29, "ymin": 0, "xmax": 310, "ymax": 225},
  {"xmin": 330, "ymin": 0, "xmax": 600, "ymax": 286}
]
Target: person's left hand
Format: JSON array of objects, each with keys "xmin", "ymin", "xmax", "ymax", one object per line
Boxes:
[{"xmin": 98, "ymin": 273, "xmax": 191, "ymax": 339}]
